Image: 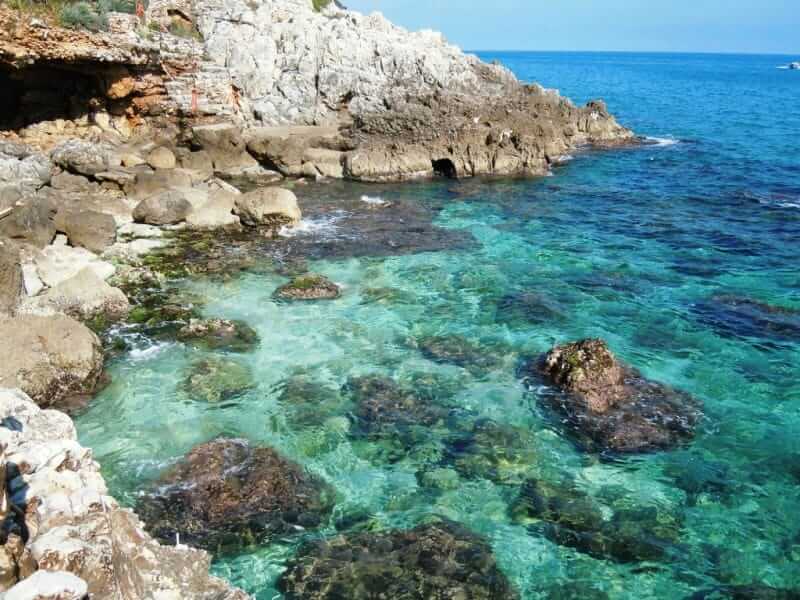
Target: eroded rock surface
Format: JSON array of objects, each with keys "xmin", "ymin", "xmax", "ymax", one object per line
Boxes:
[
  {"xmin": 136, "ymin": 438, "xmax": 334, "ymax": 551},
  {"xmin": 532, "ymin": 339, "xmax": 702, "ymax": 453},
  {"xmin": 273, "ymin": 274, "xmax": 340, "ymax": 301}
]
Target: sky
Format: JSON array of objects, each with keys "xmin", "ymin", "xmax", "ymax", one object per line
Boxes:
[{"xmin": 344, "ymin": 0, "xmax": 799, "ymax": 55}]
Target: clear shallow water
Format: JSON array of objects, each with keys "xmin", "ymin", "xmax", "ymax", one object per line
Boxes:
[{"xmin": 77, "ymin": 52, "xmax": 800, "ymax": 598}]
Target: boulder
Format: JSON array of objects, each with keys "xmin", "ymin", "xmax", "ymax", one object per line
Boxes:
[
  {"xmin": 177, "ymin": 149, "xmax": 214, "ymax": 181},
  {"xmin": 21, "ymin": 267, "xmax": 130, "ymax": 323},
  {"xmin": 278, "ymin": 519, "xmax": 519, "ymax": 599},
  {"xmin": 190, "ymin": 123, "xmax": 258, "ymax": 174},
  {"xmin": 0, "ymin": 239, "xmax": 23, "ymax": 315},
  {"xmin": 0, "ymin": 314, "xmax": 103, "ymax": 412},
  {"xmin": 129, "ymin": 170, "xmax": 194, "ymax": 201},
  {"xmin": 146, "ymin": 146, "xmax": 176, "ymax": 170},
  {"xmin": 0, "ymin": 151, "xmax": 51, "ymax": 191},
  {"xmin": 233, "ymin": 187, "xmax": 301, "ymax": 228},
  {"xmin": 185, "ymin": 190, "xmax": 240, "ymax": 230},
  {"xmin": 176, "ymin": 318, "xmax": 259, "ymax": 352},
  {"xmin": 534, "ymin": 339, "xmax": 702, "ymax": 453},
  {"xmin": 120, "ymin": 153, "xmax": 144, "ymax": 168},
  {"xmin": 34, "ymin": 238, "xmax": 115, "ymax": 287},
  {"xmin": 416, "ymin": 334, "xmax": 502, "ymax": 374},
  {"xmin": 54, "ymin": 209, "xmax": 117, "ymax": 253},
  {"xmin": 136, "ymin": 438, "xmax": 335, "ymax": 551},
  {"xmin": 273, "ymin": 274, "xmax": 340, "ymax": 301},
  {"xmin": 50, "ymin": 171, "xmax": 96, "ymax": 193},
  {"xmin": 50, "ymin": 140, "xmax": 109, "ymax": 177},
  {"xmin": 133, "ymin": 191, "xmax": 192, "ymax": 225},
  {"xmin": 0, "ymin": 194, "xmax": 56, "ymax": 248}
]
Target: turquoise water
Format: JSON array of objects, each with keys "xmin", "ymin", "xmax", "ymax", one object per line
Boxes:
[{"xmin": 77, "ymin": 52, "xmax": 800, "ymax": 598}]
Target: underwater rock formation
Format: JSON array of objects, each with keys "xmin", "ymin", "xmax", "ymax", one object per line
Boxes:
[
  {"xmin": 511, "ymin": 477, "xmax": 683, "ymax": 563},
  {"xmin": 277, "ymin": 519, "xmax": 519, "ymax": 599},
  {"xmin": 416, "ymin": 334, "xmax": 503, "ymax": 375},
  {"xmin": 533, "ymin": 339, "xmax": 702, "ymax": 453},
  {"xmin": 183, "ymin": 356, "xmax": 255, "ymax": 403},
  {"xmin": 136, "ymin": 438, "xmax": 334, "ymax": 551},
  {"xmin": 690, "ymin": 294, "xmax": 800, "ymax": 344}
]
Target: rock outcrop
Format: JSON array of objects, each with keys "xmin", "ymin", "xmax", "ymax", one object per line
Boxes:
[
  {"xmin": 532, "ymin": 339, "xmax": 702, "ymax": 453},
  {"xmin": 0, "ymin": 387, "xmax": 248, "ymax": 598},
  {"xmin": 273, "ymin": 274, "xmax": 340, "ymax": 301}
]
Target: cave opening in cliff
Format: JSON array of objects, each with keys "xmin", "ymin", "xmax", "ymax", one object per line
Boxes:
[
  {"xmin": 432, "ymin": 158, "xmax": 457, "ymax": 178},
  {"xmin": 0, "ymin": 64, "xmax": 106, "ymax": 131}
]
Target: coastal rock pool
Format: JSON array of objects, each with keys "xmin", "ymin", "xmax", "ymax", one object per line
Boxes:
[{"xmin": 76, "ymin": 52, "xmax": 800, "ymax": 598}]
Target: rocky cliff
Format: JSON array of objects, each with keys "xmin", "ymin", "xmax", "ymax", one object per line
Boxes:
[{"xmin": 1, "ymin": 0, "xmax": 633, "ymax": 180}]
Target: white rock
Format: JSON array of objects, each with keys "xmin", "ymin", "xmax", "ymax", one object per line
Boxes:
[
  {"xmin": 4, "ymin": 570, "xmax": 87, "ymax": 600},
  {"xmin": 34, "ymin": 244, "xmax": 115, "ymax": 287}
]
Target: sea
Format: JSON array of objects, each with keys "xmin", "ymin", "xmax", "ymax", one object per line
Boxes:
[{"xmin": 76, "ymin": 52, "xmax": 800, "ymax": 598}]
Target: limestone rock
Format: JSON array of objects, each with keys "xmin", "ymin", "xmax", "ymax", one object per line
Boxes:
[
  {"xmin": 177, "ymin": 318, "xmax": 259, "ymax": 352},
  {"xmin": 183, "ymin": 356, "xmax": 254, "ymax": 403},
  {"xmin": 129, "ymin": 169, "xmax": 194, "ymax": 201},
  {"xmin": 34, "ymin": 239, "xmax": 116, "ymax": 287},
  {"xmin": 0, "ymin": 315, "xmax": 103, "ymax": 412},
  {"xmin": 0, "ymin": 388, "xmax": 250, "ymax": 599},
  {"xmin": 190, "ymin": 123, "xmax": 258, "ymax": 175},
  {"xmin": 133, "ymin": 190, "xmax": 192, "ymax": 225},
  {"xmin": 178, "ymin": 149, "xmax": 214, "ymax": 181},
  {"xmin": 0, "ymin": 238, "xmax": 23, "ymax": 315},
  {"xmin": 50, "ymin": 140, "xmax": 109, "ymax": 177},
  {"xmin": 3, "ymin": 570, "xmax": 88, "ymax": 600},
  {"xmin": 233, "ymin": 187, "xmax": 300, "ymax": 228},
  {"xmin": 0, "ymin": 195, "xmax": 56, "ymax": 249},
  {"xmin": 21, "ymin": 267, "xmax": 130, "ymax": 323},
  {"xmin": 0, "ymin": 151, "xmax": 52, "ymax": 191},
  {"xmin": 186, "ymin": 190, "xmax": 240, "ymax": 230},
  {"xmin": 147, "ymin": 146, "xmax": 177, "ymax": 170},
  {"xmin": 53, "ymin": 209, "xmax": 116, "ymax": 254}
]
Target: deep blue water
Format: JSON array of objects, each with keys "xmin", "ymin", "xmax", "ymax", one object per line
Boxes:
[{"xmin": 78, "ymin": 52, "xmax": 800, "ymax": 598}]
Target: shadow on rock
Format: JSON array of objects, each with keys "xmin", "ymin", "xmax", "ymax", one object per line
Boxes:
[
  {"xmin": 135, "ymin": 438, "xmax": 335, "ymax": 553},
  {"xmin": 277, "ymin": 518, "xmax": 520, "ymax": 599}
]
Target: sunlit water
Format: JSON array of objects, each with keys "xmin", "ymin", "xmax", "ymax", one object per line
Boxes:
[{"xmin": 76, "ymin": 52, "xmax": 800, "ymax": 598}]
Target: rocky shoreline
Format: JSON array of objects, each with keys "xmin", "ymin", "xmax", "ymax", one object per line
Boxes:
[{"xmin": 0, "ymin": 0, "xmax": 641, "ymax": 596}]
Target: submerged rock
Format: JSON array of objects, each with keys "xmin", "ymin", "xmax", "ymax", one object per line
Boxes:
[
  {"xmin": 511, "ymin": 477, "xmax": 682, "ymax": 562},
  {"xmin": 0, "ymin": 314, "xmax": 103, "ymax": 412},
  {"xmin": 183, "ymin": 356, "xmax": 255, "ymax": 403},
  {"xmin": 416, "ymin": 334, "xmax": 502, "ymax": 374},
  {"xmin": 494, "ymin": 290, "xmax": 567, "ymax": 326},
  {"xmin": 273, "ymin": 274, "xmax": 340, "ymax": 301},
  {"xmin": 344, "ymin": 375, "xmax": 450, "ymax": 463},
  {"xmin": 690, "ymin": 294, "xmax": 800, "ymax": 343},
  {"xmin": 445, "ymin": 419, "xmax": 540, "ymax": 485},
  {"xmin": 177, "ymin": 318, "xmax": 259, "ymax": 352},
  {"xmin": 136, "ymin": 438, "xmax": 335, "ymax": 551},
  {"xmin": 278, "ymin": 374, "xmax": 347, "ymax": 428},
  {"xmin": 533, "ymin": 339, "xmax": 701, "ymax": 453},
  {"xmin": 277, "ymin": 519, "xmax": 519, "ymax": 599}
]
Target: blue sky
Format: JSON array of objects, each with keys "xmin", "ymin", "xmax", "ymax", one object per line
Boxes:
[{"xmin": 345, "ymin": 0, "xmax": 799, "ymax": 55}]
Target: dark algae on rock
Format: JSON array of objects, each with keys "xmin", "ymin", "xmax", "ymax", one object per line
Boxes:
[
  {"xmin": 136, "ymin": 438, "xmax": 335, "ymax": 552},
  {"xmin": 277, "ymin": 519, "xmax": 520, "ymax": 600}
]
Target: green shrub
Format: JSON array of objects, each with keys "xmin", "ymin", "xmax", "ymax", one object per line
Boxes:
[
  {"xmin": 97, "ymin": 0, "xmax": 136, "ymax": 14},
  {"xmin": 312, "ymin": 0, "xmax": 331, "ymax": 12},
  {"xmin": 59, "ymin": 1, "xmax": 106, "ymax": 30}
]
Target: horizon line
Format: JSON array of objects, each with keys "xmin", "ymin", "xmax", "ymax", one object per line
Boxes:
[{"xmin": 467, "ymin": 49, "xmax": 800, "ymax": 57}]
